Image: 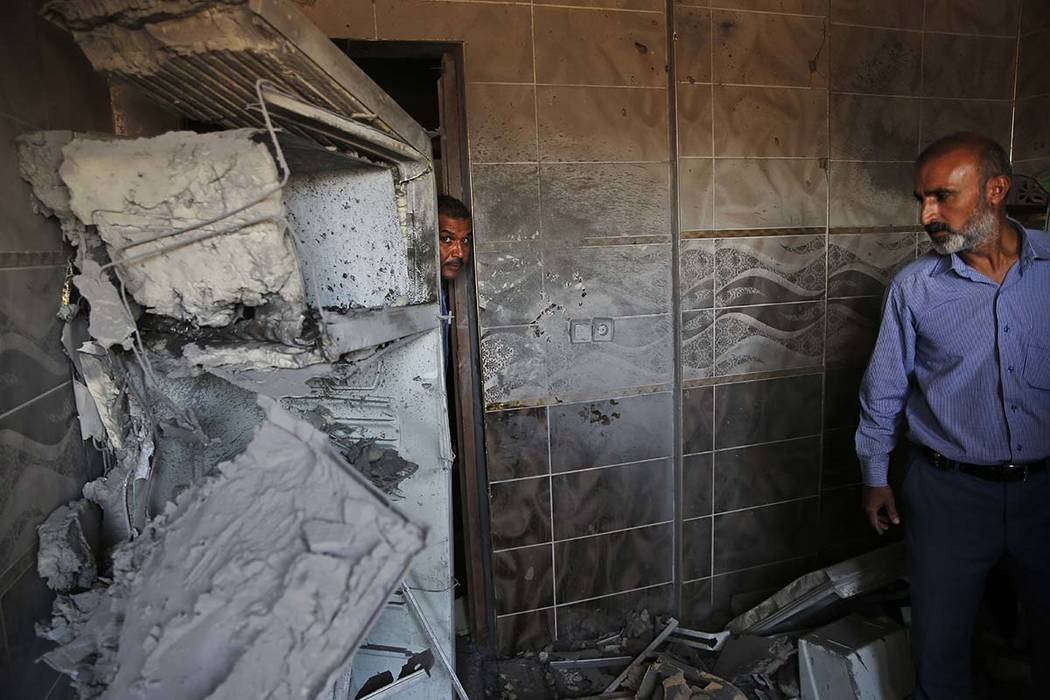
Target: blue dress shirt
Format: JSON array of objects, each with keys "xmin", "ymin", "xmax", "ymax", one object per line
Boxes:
[{"xmin": 856, "ymin": 221, "xmax": 1050, "ymax": 486}]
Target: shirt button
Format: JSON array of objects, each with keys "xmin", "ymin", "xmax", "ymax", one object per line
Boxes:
[
  {"xmin": 1011, "ymin": 404, "xmax": 1018, "ymax": 412},
  {"xmin": 1004, "ymin": 325, "xmax": 1011, "ymax": 333},
  {"xmin": 1017, "ymin": 445, "xmax": 1024, "ymax": 452},
  {"xmin": 1008, "ymin": 365, "xmax": 1015, "ymax": 373}
]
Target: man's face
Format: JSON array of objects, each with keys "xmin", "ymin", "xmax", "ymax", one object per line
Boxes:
[
  {"xmin": 914, "ymin": 148, "xmax": 997, "ymax": 255},
  {"xmin": 439, "ymin": 213, "xmax": 472, "ymax": 280}
]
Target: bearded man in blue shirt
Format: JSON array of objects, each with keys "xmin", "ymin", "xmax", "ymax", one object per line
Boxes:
[{"xmin": 856, "ymin": 132, "xmax": 1050, "ymax": 700}]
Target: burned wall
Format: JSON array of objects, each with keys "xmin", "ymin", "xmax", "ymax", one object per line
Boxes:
[
  {"xmin": 0, "ymin": 0, "xmax": 112, "ymax": 697},
  {"xmin": 1013, "ymin": 1, "xmax": 1050, "ymax": 178},
  {"xmin": 301, "ymin": 0, "xmax": 1032, "ymax": 655}
]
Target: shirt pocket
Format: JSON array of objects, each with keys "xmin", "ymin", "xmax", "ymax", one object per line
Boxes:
[{"xmin": 1024, "ymin": 343, "xmax": 1050, "ymax": 390}]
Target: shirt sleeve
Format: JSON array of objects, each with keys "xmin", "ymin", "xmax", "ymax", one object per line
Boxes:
[{"xmin": 855, "ymin": 282, "xmax": 916, "ymax": 487}]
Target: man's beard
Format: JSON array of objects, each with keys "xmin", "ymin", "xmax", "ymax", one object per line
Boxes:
[{"xmin": 925, "ymin": 201, "xmax": 998, "ymax": 255}]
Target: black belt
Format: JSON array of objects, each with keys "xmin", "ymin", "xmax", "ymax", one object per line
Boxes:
[{"xmin": 920, "ymin": 446, "xmax": 1048, "ymax": 483}]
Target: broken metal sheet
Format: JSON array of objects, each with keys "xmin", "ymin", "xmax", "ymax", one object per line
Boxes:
[
  {"xmin": 37, "ymin": 500, "xmax": 101, "ymax": 592},
  {"xmin": 77, "ymin": 342, "xmax": 128, "ymax": 450},
  {"xmin": 321, "ymin": 305, "xmax": 441, "ymax": 359},
  {"xmin": 39, "ymin": 396, "xmax": 427, "ymax": 700},
  {"xmin": 59, "ymin": 129, "xmax": 306, "ymax": 330},
  {"xmin": 798, "ymin": 615, "xmax": 914, "ymax": 700},
  {"xmin": 727, "ymin": 543, "xmax": 907, "ymax": 635},
  {"xmin": 72, "ymin": 381, "xmax": 105, "ymax": 443},
  {"xmin": 41, "ymin": 0, "xmax": 431, "ymax": 155}
]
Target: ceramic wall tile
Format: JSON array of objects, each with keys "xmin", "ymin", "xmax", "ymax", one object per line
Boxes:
[
  {"xmin": 375, "ymin": 0, "xmax": 533, "ymax": 82},
  {"xmin": 545, "ymin": 314, "xmax": 673, "ymax": 396},
  {"xmin": 682, "ymin": 385, "xmax": 715, "ymax": 455},
  {"xmin": 554, "ymin": 523, "xmax": 672, "ymax": 603},
  {"xmin": 919, "ymin": 99, "xmax": 1014, "ymax": 152},
  {"xmin": 1022, "ymin": 0, "xmax": 1050, "ymax": 34},
  {"xmin": 713, "ymin": 436, "xmax": 821, "ymax": 512},
  {"xmin": 819, "ymin": 485, "xmax": 881, "ymax": 551},
  {"xmin": 481, "ymin": 325, "xmax": 548, "ymax": 406},
  {"xmin": 0, "ymin": 565, "xmax": 63, "ymax": 699},
  {"xmin": 549, "ymin": 392, "xmax": 673, "ymax": 471},
  {"xmin": 681, "ymin": 578, "xmax": 714, "ymax": 627},
  {"xmin": 710, "ymin": 557, "xmax": 814, "ymax": 619},
  {"xmin": 471, "ymin": 164, "xmax": 540, "ymax": 243},
  {"xmin": 0, "ymin": 267, "xmax": 71, "ymax": 415},
  {"xmin": 484, "ymin": 407, "xmax": 550, "ymax": 481},
  {"xmin": 535, "ymin": 0, "xmax": 664, "ymax": 9},
  {"xmin": 714, "ymin": 0, "xmax": 825, "ymax": 13},
  {"xmin": 822, "ymin": 427, "xmax": 862, "ymax": 488},
  {"xmin": 476, "ymin": 251, "xmax": 545, "ymax": 327},
  {"xmin": 538, "ymin": 86, "xmax": 669, "ymax": 162},
  {"xmin": 823, "ymin": 367, "xmax": 863, "ymax": 430},
  {"xmin": 555, "ymin": 583, "xmax": 674, "ymax": 641},
  {"xmin": 682, "ymin": 516, "xmax": 713, "ymax": 580},
  {"xmin": 465, "ymin": 84, "xmax": 538, "ymax": 164},
  {"xmin": 297, "ymin": 0, "xmax": 376, "ymax": 38},
  {"xmin": 682, "ymin": 309, "xmax": 715, "ymax": 380},
  {"xmin": 540, "ymin": 162, "xmax": 671, "ymax": 242},
  {"xmin": 715, "ymin": 235, "xmax": 826, "ymax": 307},
  {"xmin": 921, "ymin": 34, "xmax": 1016, "ymax": 100},
  {"xmin": 715, "ymin": 373, "xmax": 823, "ymax": 448},
  {"xmin": 492, "ymin": 544, "xmax": 554, "ymax": 614},
  {"xmin": 829, "ymin": 161, "xmax": 915, "ymax": 228},
  {"xmin": 552, "ymin": 459, "xmax": 673, "ymax": 539},
  {"xmin": 489, "ymin": 477, "xmax": 553, "ymax": 549},
  {"xmin": 712, "ymin": 11, "xmax": 829, "ymax": 88},
  {"xmin": 680, "ymin": 239, "xmax": 716, "ymax": 310},
  {"xmin": 0, "ymin": 1, "xmax": 47, "ymax": 127},
  {"xmin": 713, "ymin": 86, "xmax": 828, "ymax": 158},
  {"xmin": 678, "ymin": 83, "xmax": 714, "ymax": 157},
  {"xmin": 0, "ymin": 116, "xmax": 64, "ymax": 252},
  {"xmin": 830, "ymin": 94, "xmax": 921, "ymax": 161},
  {"xmin": 544, "ymin": 244, "xmax": 671, "ymax": 317},
  {"xmin": 1013, "ymin": 95, "xmax": 1050, "ymax": 161},
  {"xmin": 683, "ymin": 452, "xmax": 714, "ymax": 518},
  {"xmin": 676, "ymin": 7, "xmax": 713, "ymax": 85},
  {"xmin": 1018, "ymin": 28, "xmax": 1050, "ymax": 98},
  {"xmin": 925, "ymin": 0, "xmax": 1020, "ymax": 36},
  {"xmin": 829, "ymin": 25, "xmax": 922, "ymax": 95},
  {"xmin": 534, "ymin": 7, "xmax": 666, "ymax": 87},
  {"xmin": 496, "ymin": 609, "xmax": 556, "ymax": 657},
  {"xmin": 714, "ymin": 302, "xmax": 825, "ymax": 376},
  {"xmin": 714, "ymin": 159, "xmax": 828, "ymax": 230},
  {"xmin": 829, "ymin": 0, "xmax": 923, "ymax": 29},
  {"xmin": 826, "ymin": 297, "xmax": 881, "ymax": 369},
  {"xmin": 713, "ymin": 497, "xmax": 819, "ymax": 573},
  {"xmin": 680, "ymin": 158, "xmax": 715, "ymax": 231},
  {"xmin": 828, "ymin": 232, "xmax": 915, "ymax": 298}
]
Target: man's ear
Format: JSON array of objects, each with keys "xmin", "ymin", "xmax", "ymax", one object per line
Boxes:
[{"xmin": 986, "ymin": 174, "xmax": 1010, "ymax": 206}]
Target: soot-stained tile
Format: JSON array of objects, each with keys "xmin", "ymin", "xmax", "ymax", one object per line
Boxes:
[
  {"xmin": 549, "ymin": 392, "xmax": 673, "ymax": 472},
  {"xmin": 540, "ymin": 162, "xmax": 671, "ymax": 243},
  {"xmin": 544, "ymin": 245, "xmax": 670, "ymax": 317},
  {"xmin": 714, "ymin": 436, "xmax": 821, "ymax": 512},
  {"xmin": 824, "ymin": 367, "xmax": 864, "ymax": 430},
  {"xmin": 496, "ymin": 609, "xmax": 556, "ymax": 656},
  {"xmin": 921, "ymin": 34, "xmax": 1016, "ymax": 100},
  {"xmin": 826, "ymin": 297, "xmax": 881, "ymax": 369},
  {"xmin": 715, "ymin": 373, "xmax": 822, "ymax": 448},
  {"xmin": 682, "ymin": 309, "xmax": 715, "ymax": 381},
  {"xmin": 828, "ymin": 233, "xmax": 914, "ymax": 298},
  {"xmin": 684, "ymin": 452, "xmax": 714, "ymax": 518},
  {"xmin": 829, "ymin": 25, "xmax": 921, "ymax": 96},
  {"xmin": 713, "ymin": 497, "xmax": 820, "ymax": 573},
  {"xmin": 492, "ymin": 544, "xmax": 554, "ymax": 614},
  {"xmin": 683, "ymin": 516, "xmax": 713, "ymax": 580},
  {"xmin": 484, "ymin": 407, "xmax": 550, "ymax": 481},
  {"xmin": 476, "ymin": 250, "xmax": 545, "ymax": 327},
  {"xmin": 465, "ymin": 83, "xmax": 537, "ymax": 163},
  {"xmin": 823, "ymin": 427, "xmax": 862, "ymax": 489},
  {"xmin": 480, "ymin": 325, "xmax": 548, "ymax": 406},
  {"xmin": 680, "ymin": 239, "xmax": 715, "ymax": 310},
  {"xmin": 555, "ymin": 583, "xmax": 674, "ymax": 642},
  {"xmin": 676, "ymin": 6, "xmax": 713, "ymax": 85},
  {"xmin": 552, "ymin": 459, "xmax": 673, "ymax": 539},
  {"xmin": 830, "ymin": 94, "xmax": 920, "ymax": 161},
  {"xmin": 682, "ymin": 385, "xmax": 714, "ymax": 455},
  {"xmin": 714, "ymin": 159, "xmax": 828, "ymax": 230},
  {"xmin": 538, "ymin": 86, "xmax": 669, "ymax": 162},
  {"xmin": 713, "ymin": 85, "xmax": 828, "ymax": 158},
  {"xmin": 554, "ymin": 523, "xmax": 672, "ymax": 603},
  {"xmin": 471, "ymin": 164, "xmax": 540, "ymax": 243},
  {"xmin": 712, "ymin": 10, "xmax": 828, "ymax": 88},
  {"xmin": 829, "ymin": 162, "xmax": 915, "ymax": 228},
  {"xmin": 715, "ymin": 235, "xmax": 826, "ymax": 307},
  {"xmin": 714, "ymin": 302, "xmax": 825, "ymax": 376},
  {"xmin": 829, "ymin": 0, "xmax": 923, "ymax": 28},
  {"xmin": 489, "ymin": 477, "xmax": 552, "ymax": 549}
]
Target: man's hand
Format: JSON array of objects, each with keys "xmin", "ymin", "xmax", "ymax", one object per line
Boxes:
[{"xmin": 862, "ymin": 485, "xmax": 900, "ymax": 535}]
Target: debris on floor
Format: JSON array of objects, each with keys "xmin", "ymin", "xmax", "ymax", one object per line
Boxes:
[{"xmin": 798, "ymin": 615, "xmax": 913, "ymax": 700}]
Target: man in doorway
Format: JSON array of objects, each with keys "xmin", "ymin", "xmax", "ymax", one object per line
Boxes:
[
  {"xmin": 856, "ymin": 132, "xmax": 1050, "ymax": 699},
  {"xmin": 439, "ymin": 194, "xmax": 472, "ymax": 283}
]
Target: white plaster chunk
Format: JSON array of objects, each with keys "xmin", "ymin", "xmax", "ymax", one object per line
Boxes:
[
  {"xmin": 37, "ymin": 500, "xmax": 100, "ymax": 592},
  {"xmin": 74, "ymin": 252, "xmax": 137, "ymax": 349},
  {"xmin": 59, "ymin": 129, "xmax": 306, "ymax": 328},
  {"xmin": 15, "ymin": 130, "xmax": 86, "ymax": 239},
  {"xmin": 40, "ymin": 396, "xmax": 427, "ymax": 700}
]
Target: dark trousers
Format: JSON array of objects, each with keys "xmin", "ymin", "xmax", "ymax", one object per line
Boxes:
[{"xmin": 902, "ymin": 451, "xmax": 1050, "ymax": 700}]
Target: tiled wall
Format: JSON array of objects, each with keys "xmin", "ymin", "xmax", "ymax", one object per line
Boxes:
[
  {"xmin": 1014, "ymin": 0, "xmax": 1050, "ymax": 177},
  {"xmin": 0, "ymin": 0, "xmax": 111, "ymax": 697},
  {"xmin": 301, "ymin": 0, "xmax": 1033, "ymax": 654}
]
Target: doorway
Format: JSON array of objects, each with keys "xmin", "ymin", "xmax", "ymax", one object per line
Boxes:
[{"xmin": 337, "ymin": 39, "xmax": 495, "ymax": 651}]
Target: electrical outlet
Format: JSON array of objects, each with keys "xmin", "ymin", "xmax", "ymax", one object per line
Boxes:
[
  {"xmin": 569, "ymin": 319, "xmax": 592, "ymax": 343},
  {"xmin": 592, "ymin": 317, "xmax": 614, "ymax": 342}
]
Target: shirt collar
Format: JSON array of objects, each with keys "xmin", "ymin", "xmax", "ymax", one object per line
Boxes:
[{"xmin": 928, "ymin": 217, "xmax": 1046, "ymax": 278}]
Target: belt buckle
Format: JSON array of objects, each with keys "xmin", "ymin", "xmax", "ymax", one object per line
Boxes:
[{"xmin": 1003, "ymin": 462, "xmax": 1028, "ymax": 482}]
